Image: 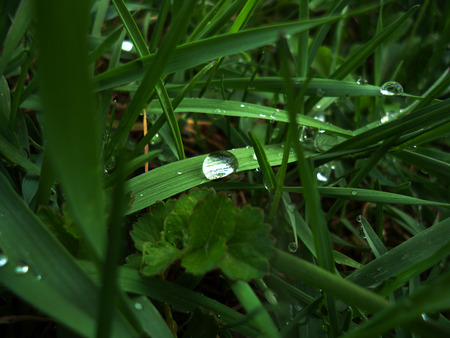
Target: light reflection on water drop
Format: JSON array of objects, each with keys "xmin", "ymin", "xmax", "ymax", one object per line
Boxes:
[
  {"xmin": 15, "ymin": 262, "xmax": 29, "ymax": 275},
  {"xmin": 134, "ymin": 302, "xmax": 143, "ymax": 310},
  {"xmin": 202, "ymin": 151, "xmax": 238, "ymax": 180},
  {"xmin": 288, "ymin": 242, "xmax": 298, "ymax": 253},
  {"xmin": 0, "ymin": 254, "xmax": 8, "ymax": 267},
  {"xmin": 380, "ymin": 81, "xmax": 404, "ymax": 96}
]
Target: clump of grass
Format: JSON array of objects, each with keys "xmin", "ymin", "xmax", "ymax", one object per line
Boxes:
[{"xmin": 0, "ymin": 0, "xmax": 449, "ymax": 337}]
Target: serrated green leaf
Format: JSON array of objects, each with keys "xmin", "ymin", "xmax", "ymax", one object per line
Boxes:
[
  {"xmin": 181, "ymin": 194, "xmax": 236, "ymax": 275},
  {"xmin": 219, "ymin": 206, "xmax": 273, "ymax": 280},
  {"xmin": 141, "ymin": 241, "xmax": 182, "ymax": 276},
  {"xmin": 130, "ymin": 201, "xmax": 173, "ymax": 251},
  {"xmin": 182, "ymin": 238, "xmax": 227, "ymax": 275},
  {"xmin": 164, "ymin": 188, "xmax": 213, "ymax": 247}
]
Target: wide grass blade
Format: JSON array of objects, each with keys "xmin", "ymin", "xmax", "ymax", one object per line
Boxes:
[{"xmin": 35, "ymin": 0, "xmax": 107, "ymax": 260}]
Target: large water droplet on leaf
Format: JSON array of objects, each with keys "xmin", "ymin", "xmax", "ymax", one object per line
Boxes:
[
  {"xmin": 0, "ymin": 254, "xmax": 8, "ymax": 267},
  {"xmin": 202, "ymin": 151, "xmax": 238, "ymax": 180},
  {"xmin": 380, "ymin": 81, "xmax": 404, "ymax": 96}
]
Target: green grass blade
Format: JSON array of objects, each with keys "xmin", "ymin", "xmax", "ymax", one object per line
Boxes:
[
  {"xmin": 0, "ymin": 0, "xmax": 33, "ymax": 76},
  {"xmin": 228, "ymin": 279, "xmax": 281, "ymax": 337},
  {"xmin": 360, "ymin": 217, "xmax": 387, "ymax": 258},
  {"xmin": 148, "ymin": 98, "xmax": 353, "ymax": 137},
  {"xmin": 93, "ymin": 17, "xmax": 342, "ymax": 91},
  {"xmin": 0, "ymin": 173, "xmax": 136, "ymax": 337},
  {"xmin": 346, "ymin": 217, "xmax": 450, "ymax": 290},
  {"xmin": 248, "ymin": 131, "xmax": 276, "ymax": 192},
  {"xmin": 36, "ymin": 0, "xmax": 107, "ymax": 260},
  {"xmin": 126, "ymin": 144, "xmax": 292, "ymax": 214},
  {"xmin": 0, "ymin": 133, "xmax": 40, "ymax": 175},
  {"xmin": 282, "ymin": 186, "xmax": 450, "ymax": 207}
]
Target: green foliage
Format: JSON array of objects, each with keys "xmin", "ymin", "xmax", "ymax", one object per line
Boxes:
[
  {"xmin": 130, "ymin": 188, "xmax": 273, "ymax": 280},
  {"xmin": 0, "ymin": 0, "xmax": 449, "ymax": 336}
]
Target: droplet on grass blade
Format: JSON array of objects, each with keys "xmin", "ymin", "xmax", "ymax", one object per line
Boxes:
[
  {"xmin": 288, "ymin": 242, "xmax": 298, "ymax": 253},
  {"xmin": 202, "ymin": 151, "xmax": 238, "ymax": 180},
  {"xmin": 15, "ymin": 262, "xmax": 29, "ymax": 275},
  {"xmin": 380, "ymin": 81, "xmax": 404, "ymax": 96},
  {"xmin": 0, "ymin": 254, "xmax": 8, "ymax": 267}
]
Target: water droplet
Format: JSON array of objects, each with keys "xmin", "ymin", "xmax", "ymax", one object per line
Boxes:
[
  {"xmin": 134, "ymin": 302, "xmax": 143, "ymax": 310},
  {"xmin": 359, "ymin": 226, "xmax": 366, "ymax": 239},
  {"xmin": 351, "ymin": 191, "xmax": 357, "ymax": 196},
  {"xmin": 380, "ymin": 111, "xmax": 398, "ymax": 123},
  {"xmin": 316, "ymin": 172, "xmax": 328, "ymax": 182},
  {"xmin": 15, "ymin": 262, "xmax": 29, "ymax": 275},
  {"xmin": 380, "ymin": 81, "xmax": 404, "ymax": 96},
  {"xmin": 202, "ymin": 151, "xmax": 238, "ymax": 180},
  {"xmin": 259, "ymin": 113, "xmax": 266, "ymax": 118},
  {"xmin": 253, "ymin": 153, "xmax": 258, "ymax": 160},
  {"xmin": 36, "ymin": 274, "xmax": 43, "ymax": 281},
  {"xmin": 139, "ymin": 194, "xmax": 143, "ymax": 197},
  {"xmin": 245, "ymin": 145, "xmax": 250, "ymax": 149},
  {"xmin": 356, "ymin": 77, "xmax": 368, "ymax": 85},
  {"xmin": 177, "ymin": 171, "xmax": 182, "ymax": 175},
  {"xmin": 421, "ymin": 313, "xmax": 429, "ymax": 322},
  {"xmin": 288, "ymin": 242, "xmax": 298, "ymax": 253},
  {"xmin": 150, "ymin": 133, "xmax": 162, "ymax": 145},
  {"xmin": 240, "ymin": 104, "xmax": 245, "ymax": 108},
  {"xmin": 356, "ymin": 215, "xmax": 362, "ymax": 222},
  {"xmin": 0, "ymin": 254, "xmax": 8, "ymax": 267}
]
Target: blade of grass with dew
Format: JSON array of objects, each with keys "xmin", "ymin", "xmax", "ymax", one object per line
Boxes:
[
  {"xmin": 330, "ymin": 99, "xmax": 450, "ymax": 152},
  {"xmin": 0, "ymin": 0, "xmax": 33, "ymax": 76},
  {"xmin": 346, "ymin": 217, "xmax": 450, "ymax": 290},
  {"xmin": 126, "ymin": 144, "xmax": 295, "ymax": 213},
  {"xmin": 93, "ymin": 16, "xmax": 346, "ymax": 91},
  {"xmin": 0, "ymin": 173, "xmax": 136, "ymax": 337},
  {"xmin": 148, "ymin": 98, "xmax": 353, "ymax": 137},
  {"xmin": 248, "ymin": 131, "xmax": 276, "ymax": 192},
  {"xmin": 392, "ymin": 149, "xmax": 450, "ymax": 183},
  {"xmin": 80, "ymin": 263, "xmax": 260, "ymax": 336},
  {"xmin": 278, "ymin": 34, "xmax": 340, "ymax": 336},
  {"xmin": 228, "ymin": 279, "xmax": 281, "ymax": 337},
  {"xmin": 107, "ymin": 0, "xmax": 196, "ymax": 157},
  {"xmin": 131, "ymin": 296, "xmax": 174, "ymax": 338},
  {"xmin": 305, "ymin": 5, "xmax": 419, "ymax": 111},
  {"xmin": 35, "ymin": 0, "xmax": 107, "ymax": 260},
  {"xmin": 359, "ymin": 217, "xmax": 387, "ymax": 258},
  {"xmin": 343, "ymin": 270, "xmax": 450, "ymax": 338},
  {"xmin": 282, "ymin": 186, "xmax": 450, "ymax": 207}
]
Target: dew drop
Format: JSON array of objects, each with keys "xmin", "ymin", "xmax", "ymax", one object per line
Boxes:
[
  {"xmin": 0, "ymin": 254, "xmax": 8, "ymax": 267},
  {"xmin": 36, "ymin": 274, "xmax": 43, "ymax": 281},
  {"xmin": 134, "ymin": 302, "xmax": 143, "ymax": 310},
  {"xmin": 380, "ymin": 81, "xmax": 404, "ymax": 96},
  {"xmin": 15, "ymin": 262, "xmax": 29, "ymax": 275},
  {"xmin": 139, "ymin": 194, "xmax": 143, "ymax": 197},
  {"xmin": 356, "ymin": 77, "xmax": 368, "ymax": 85},
  {"xmin": 316, "ymin": 172, "xmax": 328, "ymax": 182},
  {"xmin": 351, "ymin": 191, "xmax": 357, "ymax": 196},
  {"xmin": 356, "ymin": 215, "xmax": 362, "ymax": 223},
  {"xmin": 240, "ymin": 104, "xmax": 245, "ymax": 108},
  {"xmin": 150, "ymin": 133, "xmax": 162, "ymax": 145},
  {"xmin": 177, "ymin": 171, "xmax": 182, "ymax": 175},
  {"xmin": 288, "ymin": 242, "xmax": 298, "ymax": 253},
  {"xmin": 259, "ymin": 113, "xmax": 266, "ymax": 118},
  {"xmin": 253, "ymin": 153, "xmax": 258, "ymax": 160},
  {"xmin": 202, "ymin": 151, "xmax": 238, "ymax": 180}
]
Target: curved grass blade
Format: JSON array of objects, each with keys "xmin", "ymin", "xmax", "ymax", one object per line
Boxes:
[
  {"xmin": 282, "ymin": 186, "xmax": 450, "ymax": 207},
  {"xmin": 126, "ymin": 144, "xmax": 293, "ymax": 214},
  {"xmin": 148, "ymin": 98, "xmax": 353, "ymax": 137}
]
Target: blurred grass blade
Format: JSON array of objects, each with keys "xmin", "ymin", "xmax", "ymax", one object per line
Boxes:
[
  {"xmin": 0, "ymin": 133, "xmax": 40, "ymax": 175},
  {"xmin": 36, "ymin": 0, "xmax": 106, "ymax": 260},
  {"xmin": 0, "ymin": 173, "xmax": 136, "ymax": 337}
]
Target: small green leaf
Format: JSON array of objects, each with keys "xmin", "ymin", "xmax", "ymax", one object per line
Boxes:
[
  {"xmin": 220, "ymin": 206, "xmax": 273, "ymax": 280},
  {"xmin": 141, "ymin": 241, "xmax": 182, "ymax": 276},
  {"xmin": 181, "ymin": 194, "xmax": 236, "ymax": 275},
  {"xmin": 182, "ymin": 239, "xmax": 227, "ymax": 275},
  {"xmin": 164, "ymin": 188, "xmax": 213, "ymax": 247},
  {"xmin": 130, "ymin": 201, "xmax": 174, "ymax": 251}
]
